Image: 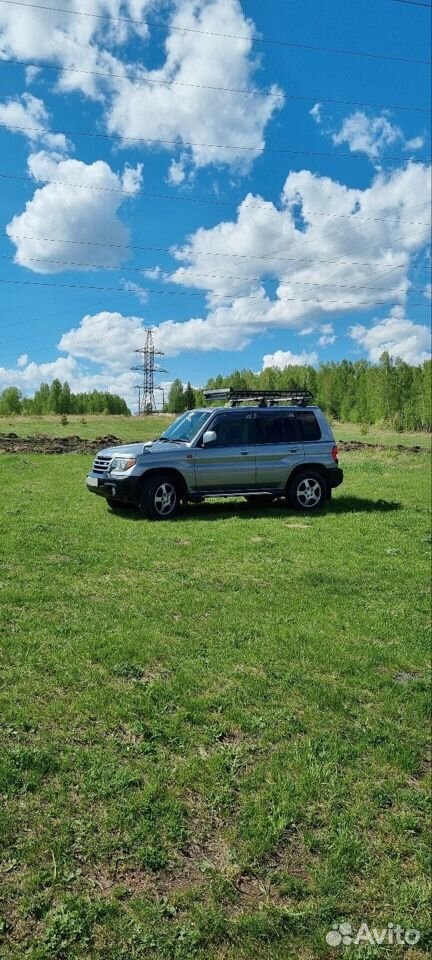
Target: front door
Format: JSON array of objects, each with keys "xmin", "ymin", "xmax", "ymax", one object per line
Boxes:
[{"xmin": 193, "ymin": 413, "xmax": 256, "ymax": 491}]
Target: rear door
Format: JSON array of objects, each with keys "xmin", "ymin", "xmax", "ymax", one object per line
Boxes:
[
  {"xmin": 296, "ymin": 409, "xmax": 331, "ymax": 466},
  {"xmin": 192, "ymin": 413, "xmax": 257, "ymax": 491},
  {"xmin": 255, "ymin": 411, "xmax": 304, "ymax": 490}
]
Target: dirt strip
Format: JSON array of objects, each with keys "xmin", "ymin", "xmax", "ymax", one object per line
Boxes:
[
  {"xmin": 0, "ymin": 433, "xmax": 426, "ymax": 454},
  {"xmin": 0, "ymin": 434, "xmax": 123, "ymax": 454}
]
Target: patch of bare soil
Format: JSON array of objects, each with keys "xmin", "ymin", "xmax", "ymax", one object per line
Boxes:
[
  {"xmin": 0, "ymin": 434, "xmax": 123, "ymax": 453},
  {"xmin": 85, "ymin": 833, "xmax": 234, "ymax": 901},
  {"xmin": 338, "ymin": 440, "xmax": 423, "ymax": 454}
]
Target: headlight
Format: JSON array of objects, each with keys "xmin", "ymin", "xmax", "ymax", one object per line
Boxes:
[{"xmin": 109, "ymin": 457, "xmax": 137, "ymax": 473}]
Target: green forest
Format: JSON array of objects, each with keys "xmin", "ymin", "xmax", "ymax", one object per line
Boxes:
[
  {"xmin": 1, "ymin": 353, "xmax": 431, "ymax": 430},
  {"xmin": 166, "ymin": 355, "xmax": 431, "ymax": 431},
  {"xmin": 196, "ymin": 353, "xmax": 432, "ymax": 431},
  {"xmin": 0, "ymin": 380, "xmax": 130, "ymax": 416}
]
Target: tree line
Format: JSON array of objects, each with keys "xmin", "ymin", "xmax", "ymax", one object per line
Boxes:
[
  {"xmin": 187, "ymin": 354, "xmax": 430, "ymax": 431},
  {"xmin": 0, "ymin": 380, "xmax": 130, "ymax": 416},
  {"xmin": 1, "ymin": 355, "xmax": 430, "ymax": 429}
]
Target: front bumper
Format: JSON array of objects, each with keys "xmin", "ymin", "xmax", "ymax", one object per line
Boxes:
[
  {"xmin": 86, "ymin": 473, "xmax": 141, "ymax": 503},
  {"xmin": 328, "ymin": 467, "xmax": 344, "ymax": 489}
]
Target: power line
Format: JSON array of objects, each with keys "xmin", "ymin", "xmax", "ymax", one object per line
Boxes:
[
  {"xmin": 0, "ymin": 0, "xmax": 430, "ymax": 63},
  {"xmin": 3, "ymin": 120, "xmax": 431, "ymax": 162},
  {"xmin": 0, "ymin": 275, "xmax": 429, "ymax": 310},
  {"xmin": 5, "ymin": 223, "xmax": 429, "ymax": 263},
  {"xmin": 0, "ymin": 304, "xmax": 80, "ymax": 332},
  {"xmin": 2, "ymin": 254, "xmax": 419, "ymax": 280},
  {"xmin": 0, "ymin": 171, "xmax": 430, "ymax": 224},
  {"xmin": 0, "ymin": 257, "xmax": 427, "ymax": 348},
  {"xmin": 1, "ymin": 253, "xmax": 429, "ymax": 310},
  {"xmin": 0, "ymin": 254, "xmax": 419, "ymax": 291},
  {"xmin": 387, "ymin": 0, "xmax": 431, "ymax": 8},
  {"xmin": 2, "ymin": 62, "xmax": 430, "ymax": 119},
  {"xmin": 0, "ymin": 58, "xmax": 428, "ymax": 114}
]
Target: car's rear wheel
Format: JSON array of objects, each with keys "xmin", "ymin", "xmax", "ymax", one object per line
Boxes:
[
  {"xmin": 139, "ymin": 475, "xmax": 180, "ymax": 520},
  {"xmin": 288, "ymin": 471, "xmax": 326, "ymax": 511}
]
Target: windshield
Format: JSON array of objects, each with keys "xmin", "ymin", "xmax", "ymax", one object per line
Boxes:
[{"xmin": 160, "ymin": 409, "xmax": 211, "ymax": 443}]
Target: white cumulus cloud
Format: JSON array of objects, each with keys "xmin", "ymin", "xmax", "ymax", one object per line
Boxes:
[
  {"xmin": 318, "ymin": 323, "xmax": 336, "ymax": 346},
  {"xmin": 349, "ymin": 307, "xmax": 431, "ymax": 364},
  {"xmin": 167, "ymin": 156, "xmax": 188, "ymax": 185},
  {"xmin": 262, "ymin": 349, "xmax": 319, "ymax": 369},
  {"xmin": 0, "ymin": 353, "xmax": 144, "ymax": 409},
  {"xmin": 58, "ymin": 308, "xmax": 250, "ymax": 363},
  {"xmin": 105, "ymin": 0, "xmax": 284, "ymax": 170},
  {"xmin": 330, "ymin": 111, "xmax": 424, "ymax": 161},
  {"xmin": 162, "ymin": 161, "xmax": 431, "ymax": 348},
  {"xmin": 6, "ymin": 154, "xmax": 143, "ymax": 273},
  {"xmin": 0, "ymin": 355, "xmax": 79, "ymax": 393},
  {"xmin": 0, "ymin": 0, "xmax": 283, "ymax": 171},
  {"xmin": 0, "ymin": 0, "xmax": 155, "ymax": 98},
  {"xmin": 0, "ymin": 93, "xmax": 69, "ymax": 151},
  {"xmin": 58, "ymin": 311, "xmax": 147, "ymax": 369},
  {"xmin": 309, "ymin": 102, "xmax": 322, "ymax": 125}
]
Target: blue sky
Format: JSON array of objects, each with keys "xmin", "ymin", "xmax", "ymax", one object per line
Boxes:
[{"xmin": 0, "ymin": 0, "xmax": 430, "ymax": 405}]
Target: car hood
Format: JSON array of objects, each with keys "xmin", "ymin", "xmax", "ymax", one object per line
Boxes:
[{"xmin": 97, "ymin": 440, "xmax": 182, "ymax": 457}]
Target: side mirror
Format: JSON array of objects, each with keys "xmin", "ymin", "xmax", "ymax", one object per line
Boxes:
[{"xmin": 202, "ymin": 430, "xmax": 217, "ymax": 446}]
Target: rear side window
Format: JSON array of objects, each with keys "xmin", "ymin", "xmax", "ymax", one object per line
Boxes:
[
  {"xmin": 257, "ymin": 413, "xmax": 299, "ymax": 444},
  {"xmin": 297, "ymin": 411, "xmax": 321, "ymax": 441}
]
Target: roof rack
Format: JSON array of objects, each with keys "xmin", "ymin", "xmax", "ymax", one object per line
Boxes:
[{"xmin": 203, "ymin": 388, "xmax": 314, "ymax": 408}]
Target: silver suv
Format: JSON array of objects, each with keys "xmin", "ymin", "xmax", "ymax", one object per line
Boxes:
[{"xmin": 86, "ymin": 389, "xmax": 343, "ymax": 519}]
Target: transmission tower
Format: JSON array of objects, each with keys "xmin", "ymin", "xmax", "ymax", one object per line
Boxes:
[{"xmin": 131, "ymin": 329, "xmax": 167, "ymax": 414}]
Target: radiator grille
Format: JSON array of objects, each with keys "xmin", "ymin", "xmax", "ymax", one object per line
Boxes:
[{"xmin": 92, "ymin": 455, "xmax": 112, "ymax": 474}]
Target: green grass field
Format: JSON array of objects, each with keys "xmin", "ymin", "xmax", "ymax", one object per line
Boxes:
[
  {"xmin": 0, "ymin": 414, "xmax": 171, "ymax": 443},
  {"xmin": 0, "ymin": 426, "xmax": 430, "ymax": 959},
  {"xmin": 1, "ymin": 414, "xmax": 431, "ymax": 449}
]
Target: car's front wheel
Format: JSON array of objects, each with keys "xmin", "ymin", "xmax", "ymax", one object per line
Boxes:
[
  {"xmin": 288, "ymin": 471, "xmax": 326, "ymax": 511},
  {"xmin": 139, "ymin": 475, "xmax": 180, "ymax": 520}
]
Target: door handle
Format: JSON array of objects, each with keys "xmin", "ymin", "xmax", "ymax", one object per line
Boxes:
[
  {"xmin": 289, "ymin": 448, "xmax": 300, "ymax": 453},
  {"xmin": 240, "ymin": 451, "xmax": 249, "ymax": 455}
]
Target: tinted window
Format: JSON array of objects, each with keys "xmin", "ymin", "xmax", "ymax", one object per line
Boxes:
[
  {"xmin": 297, "ymin": 411, "xmax": 321, "ymax": 441},
  {"xmin": 257, "ymin": 413, "xmax": 298, "ymax": 444},
  {"xmin": 211, "ymin": 415, "xmax": 255, "ymax": 446}
]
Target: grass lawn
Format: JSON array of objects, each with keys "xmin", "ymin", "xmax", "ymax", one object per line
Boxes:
[
  {"xmin": 0, "ymin": 436, "xmax": 430, "ymax": 959},
  {"xmin": 0, "ymin": 415, "xmax": 171, "ymax": 443},
  {"xmin": 1, "ymin": 414, "xmax": 431, "ymax": 450},
  {"xmin": 332, "ymin": 422, "xmax": 431, "ymax": 450}
]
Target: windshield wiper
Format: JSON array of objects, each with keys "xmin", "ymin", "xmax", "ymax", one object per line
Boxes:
[{"xmin": 159, "ymin": 437, "xmax": 187, "ymax": 444}]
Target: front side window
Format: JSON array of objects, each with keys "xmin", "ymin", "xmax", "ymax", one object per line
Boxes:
[
  {"xmin": 297, "ymin": 411, "xmax": 321, "ymax": 441},
  {"xmin": 256, "ymin": 413, "xmax": 299, "ymax": 444},
  {"xmin": 210, "ymin": 415, "xmax": 255, "ymax": 446}
]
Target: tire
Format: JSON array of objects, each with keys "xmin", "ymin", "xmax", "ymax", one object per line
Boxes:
[
  {"xmin": 288, "ymin": 471, "xmax": 327, "ymax": 511},
  {"xmin": 245, "ymin": 494, "xmax": 275, "ymax": 506},
  {"xmin": 139, "ymin": 475, "xmax": 180, "ymax": 520}
]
